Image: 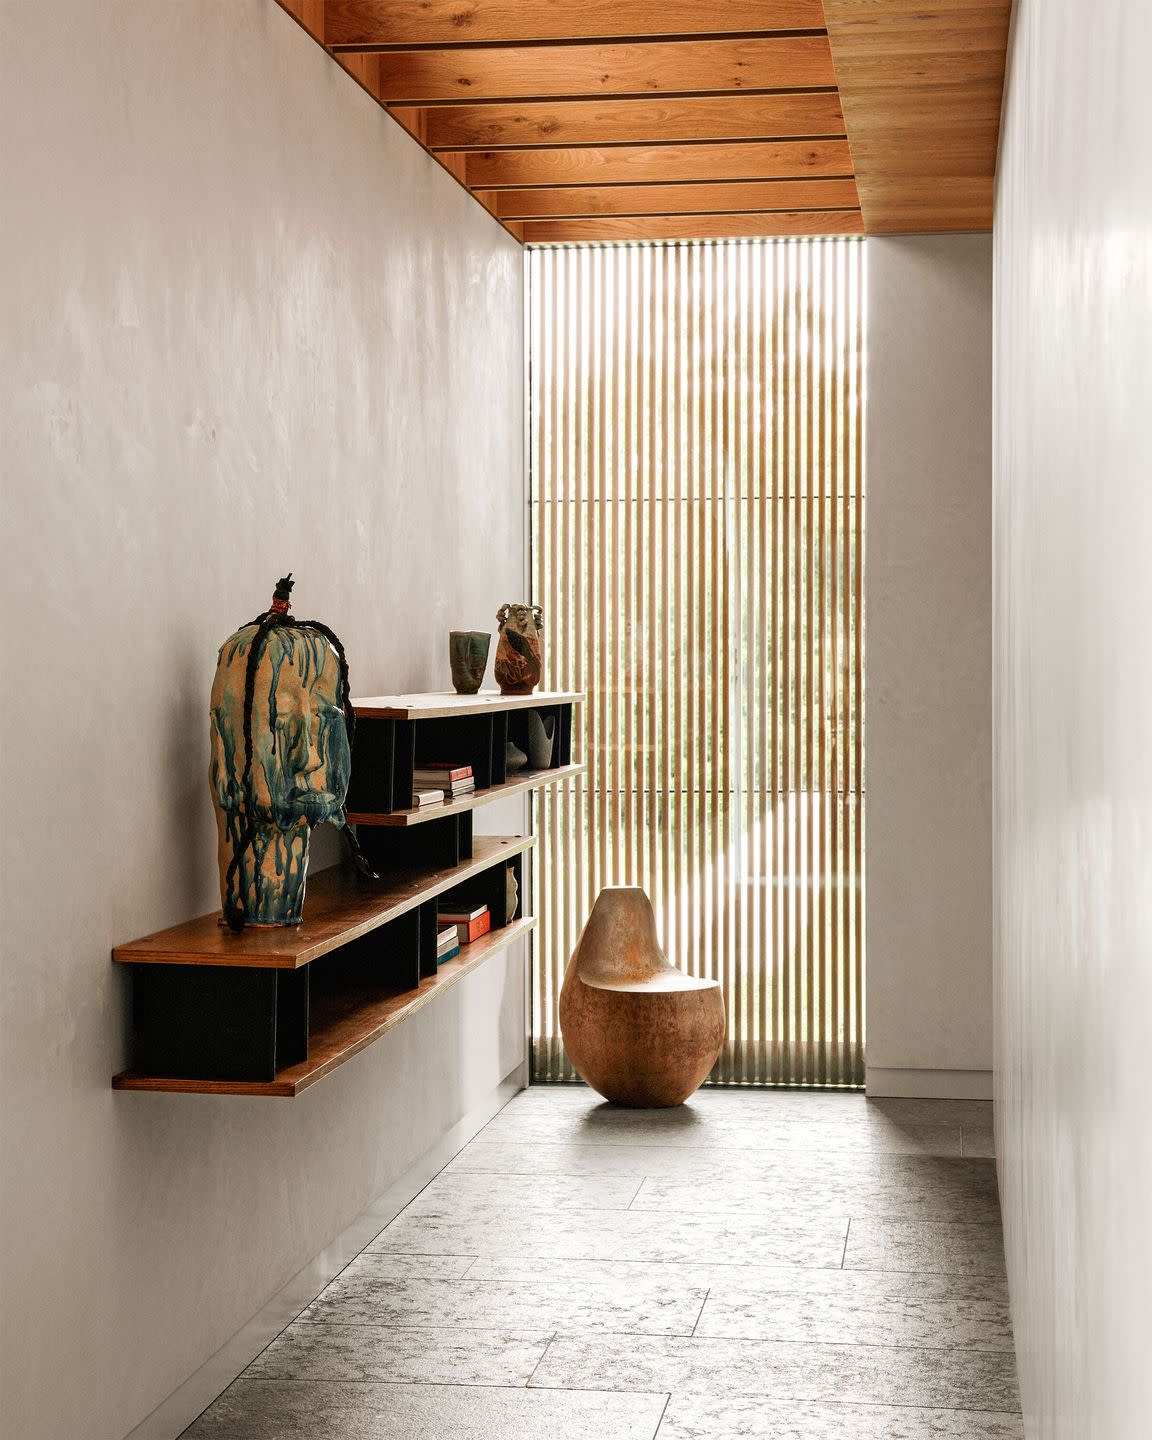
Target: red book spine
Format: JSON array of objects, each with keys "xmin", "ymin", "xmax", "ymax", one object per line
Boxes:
[{"xmin": 457, "ymin": 912, "xmax": 493, "ymax": 944}]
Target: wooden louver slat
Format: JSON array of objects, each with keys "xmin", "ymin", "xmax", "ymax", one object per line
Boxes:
[{"xmin": 530, "ymin": 238, "xmax": 865, "ymax": 1088}]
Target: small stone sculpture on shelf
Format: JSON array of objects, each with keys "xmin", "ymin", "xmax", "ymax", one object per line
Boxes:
[
  {"xmin": 526, "ymin": 709, "xmax": 555, "ymax": 769},
  {"xmin": 209, "ymin": 574, "xmax": 367, "ymax": 930},
  {"xmin": 494, "ymin": 602, "xmax": 543, "ymax": 695}
]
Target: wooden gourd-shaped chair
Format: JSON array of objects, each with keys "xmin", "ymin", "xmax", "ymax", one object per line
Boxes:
[{"xmin": 559, "ymin": 887, "xmax": 726, "ymax": 1107}]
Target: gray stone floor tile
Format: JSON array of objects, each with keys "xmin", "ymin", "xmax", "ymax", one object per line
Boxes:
[
  {"xmin": 695, "ymin": 1275, "xmax": 1013, "ymax": 1350},
  {"xmin": 301, "ymin": 1262, "xmax": 707, "ymax": 1335},
  {"xmin": 845, "ymin": 1219, "xmax": 1006, "ymax": 1277},
  {"xmin": 352, "ymin": 1253, "xmax": 476, "ymax": 1279},
  {"xmin": 181, "ymin": 1379, "xmax": 669, "ymax": 1439},
  {"xmin": 631, "ymin": 1162, "xmax": 1001, "ymax": 1224},
  {"xmin": 465, "ymin": 1257, "xmax": 1009, "ymax": 1306},
  {"xmin": 507, "ymin": 1089, "xmax": 995, "ymax": 1129},
  {"xmin": 963, "ymin": 1126, "xmax": 996, "ymax": 1159},
  {"xmin": 183, "ymin": 1088, "xmax": 1020, "ymax": 1440},
  {"xmin": 417, "ymin": 1167, "xmax": 643, "ymax": 1212},
  {"xmin": 656, "ymin": 1396, "xmax": 1025, "ymax": 1438},
  {"xmin": 478, "ymin": 1107, "xmax": 963, "ymax": 1156},
  {"xmin": 864, "ymin": 1099, "xmax": 994, "ymax": 1128},
  {"xmin": 370, "ymin": 1201, "xmax": 847, "ymax": 1267},
  {"xmin": 448, "ymin": 1140, "xmax": 995, "ymax": 1197},
  {"xmin": 530, "ymin": 1333, "xmax": 1020, "ymax": 1412},
  {"xmin": 245, "ymin": 1322, "xmax": 550, "ymax": 1385}
]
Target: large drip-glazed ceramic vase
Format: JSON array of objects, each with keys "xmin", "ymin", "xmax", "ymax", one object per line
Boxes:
[
  {"xmin": 559, "ymin": 887, "xmax": 725, "ymax": 1107},
  {"xmin": 494, "ymin": 603, "xmax": 543, "ymax": 695},
  {"xmin": 209, "ymin": 576, "xmax": 352, "ymax": 927}
]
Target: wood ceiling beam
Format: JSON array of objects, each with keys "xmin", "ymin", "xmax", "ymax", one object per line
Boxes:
[
  {"xmin": 360, "ymin": 37, "xmax": 837, "ymax": 106},
  {"xmin": 324, "ymin": 1, "xmax": 827, "ymax": 48},
  {"xmin": 478, "ymin": 178, "xmax": 860, "ymax": 221},
  {"xmin": 822, "ymin": 0, "xmax": 1011, "ymax": 232},
  {"xmin": 521, "ymin": 210, "xmax": 865, "ymax": 243},
  {"xmin": 459, "ymin": 140, "xmax": 854, "ymax": 189},
  {"xmin": 403, "ymin": 93, "xmax": 846, "ymax": 150}
]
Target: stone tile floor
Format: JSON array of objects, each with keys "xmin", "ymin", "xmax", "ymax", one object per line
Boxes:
[{"xmin": 183, "ymin": 1086, "xmax": 1020, "ymax": 1439}]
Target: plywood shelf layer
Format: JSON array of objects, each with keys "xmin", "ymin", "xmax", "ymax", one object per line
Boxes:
[
  {"xmin": 112, "ymin": 917, "xmax": 537, "ymax": 1097},
  {"xmin": 348, "ymin": 762, "xmax": 582, "ymax": 827},
  {"xmin": 112, "ymin": 836, "xmax": 535, "ymax": 971},
  {"xmin": 350, "ymin": 689, "xmax": 582, "ymax": 720}
]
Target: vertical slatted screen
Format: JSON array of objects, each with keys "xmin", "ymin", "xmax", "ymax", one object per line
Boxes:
[{"xmin": 529, "ymin": 237, "xmax": 865, "ymax": 1088}]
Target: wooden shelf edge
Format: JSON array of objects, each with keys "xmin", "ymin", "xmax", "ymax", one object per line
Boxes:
[
  {"xmin": 112, "ymin": 836, "xmax": 535, "ymax": 970},
  {"xmin": 348, "ymin": 762, "xmax": 583, "ymax": 827},
  {"xmin": 112, "ymin": 918, "xmax": 538, "ymax": 1097},
  {"xmin": 351, "ymin": 689, "xmax": 582, "ymax": 720}
]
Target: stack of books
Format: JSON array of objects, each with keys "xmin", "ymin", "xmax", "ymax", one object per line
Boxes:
[
  {"xmin": 438, "ymin": 904, "xmax": 491, "ymax": 946},
  {"xmin": 413, "ymin": 762, "xmax": 475, "ymax": 805},
  {"xmin": 436, "ymin": 924, "xmax": 461, "ymax": 965}
]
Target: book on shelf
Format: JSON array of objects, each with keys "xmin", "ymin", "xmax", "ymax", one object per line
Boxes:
[
  {"xmin": 414, "ymin": 764, "xmax": 472, "ymax": 784},
  {"xmin": 436, "ymin": 941, "xmax": 461, "ymax": 965},
  {"xmin": 438, "ymin": 905, "xmax": 487, "ymax": 924},
  {"xmin": 436, "ymin": 925, "xmax": 459, "ymax": 955},
  {"xmin": 449, "ymin": 909, "xmax": 492, "ymax": 945},
  {"xmin": 410, "ymin": 788, "xmax": 445, "ymax": 809},
  {"xmin": 414, "ymin": 764, "xmax": 475, "ymax": 798}
]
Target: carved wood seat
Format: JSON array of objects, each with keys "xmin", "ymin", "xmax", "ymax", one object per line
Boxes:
[{"xmin": 559, "ymin": 887, "xmax": 726, "ymax": 1107}]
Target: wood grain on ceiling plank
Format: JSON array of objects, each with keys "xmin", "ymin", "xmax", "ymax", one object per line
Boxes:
[
  {"xmin": 324, "ymin": 0, "xmax": 828, "ymax": 47},
  {"xmin": 520, "ymin": 210, "xmax": 865, "ymax": 242},
  {"xmin": 821, "ymin": 0, "xmax": 1010, "ymax": 232},
  {"xmin": 363, "ymin": 37, "xmax": 838, "ymax": 105},
  {"xmin": 460, "ymin": 141, "xmax": 855, "ymax": 189},
  {"xmin": 407, "ymin": 93, "xmax": 847, "ymax": 150},
  {"xmin": 278, "ymin": 0, "xmax": 1009, "ymax": 241},
  {"xmin": 479, "ymin": 177, "xmax": 860, "ymax": 220}
]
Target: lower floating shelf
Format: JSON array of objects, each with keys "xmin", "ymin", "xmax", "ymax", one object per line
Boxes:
[{"xmin": 113, "ymin": 917, "xmax": 536, "ymax": 1097}]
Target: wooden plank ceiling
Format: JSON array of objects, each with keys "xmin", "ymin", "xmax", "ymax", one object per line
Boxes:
[{"xmin": 277, "ymin": 0, "xmax": 1011, "ymax": 244}]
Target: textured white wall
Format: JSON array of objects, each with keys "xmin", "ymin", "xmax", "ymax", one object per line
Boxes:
[
  {"xmin": 995, "ymin": 2, "xmax": 1152, "ymax": 1435},
  {"xmin": 866, "ymin": 235, "xmax": 994, "ymax": 1097},
  {"xmin": 0, "ymin": 4, "xmax": 525, "ymax": 1438}
]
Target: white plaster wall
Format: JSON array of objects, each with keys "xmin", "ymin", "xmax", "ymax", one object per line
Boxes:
[
  {"xmin": 994, "ymin": 1, "xmax": 1152, "ymax": 1434},
  {"xmin": 867, "ymin": 235, "xmax": 994, "ymax": 1096},
  {"xmin": 0, "ymin": 4, "xmax": 525, "ymax": 1438}
]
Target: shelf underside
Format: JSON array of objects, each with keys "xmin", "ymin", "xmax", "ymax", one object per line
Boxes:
[
  {"xmin": 348, "ymin": 762, "xmax": 581, "ymax": 827},
  {"xmin": 112, "ymin": 836, "xmax": 534, "ymax": 970},
  {"xmin": 113, "ymin": 917, "xmax": 536, "ymax": 1097}
]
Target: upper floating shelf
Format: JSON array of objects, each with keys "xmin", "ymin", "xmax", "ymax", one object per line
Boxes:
[
  {"xmin": 350, "ymin": 689, "xmax": 583, "ymax": 720},
  {"xmin": 113, "ymin": 836, "xmax": 535, "ymax": 971},
  {"xmin": 347, "ymin": 761, "xmax": 582, "ymax": 828}
]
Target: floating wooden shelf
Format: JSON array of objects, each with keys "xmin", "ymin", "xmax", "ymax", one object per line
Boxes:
[
  {"xmin": 113, "ymin": 917, "xmax": 537, "ymax": 1097},
  {"xmin": 351, "ymin": 689, "xmax": 582, "ymax": 720},
  {"xmin": 113, "ymin": 836, "xmax": 535, "ymax": 970},
  {"xmin": 345, "ymin": 691, "xmax": 578, "ymax": 831},
  {"xmin": 347, "ymin": 762, "xmax": 582, "ymax": 828},
  {"xmin": 114, "ymin": 684, "xmax": 582, "ymax": 1097}
]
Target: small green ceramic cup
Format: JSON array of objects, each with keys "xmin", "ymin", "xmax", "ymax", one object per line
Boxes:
[{"xmin": 449, "ymin": 631, "xmax": 491, "ymax": 695}]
